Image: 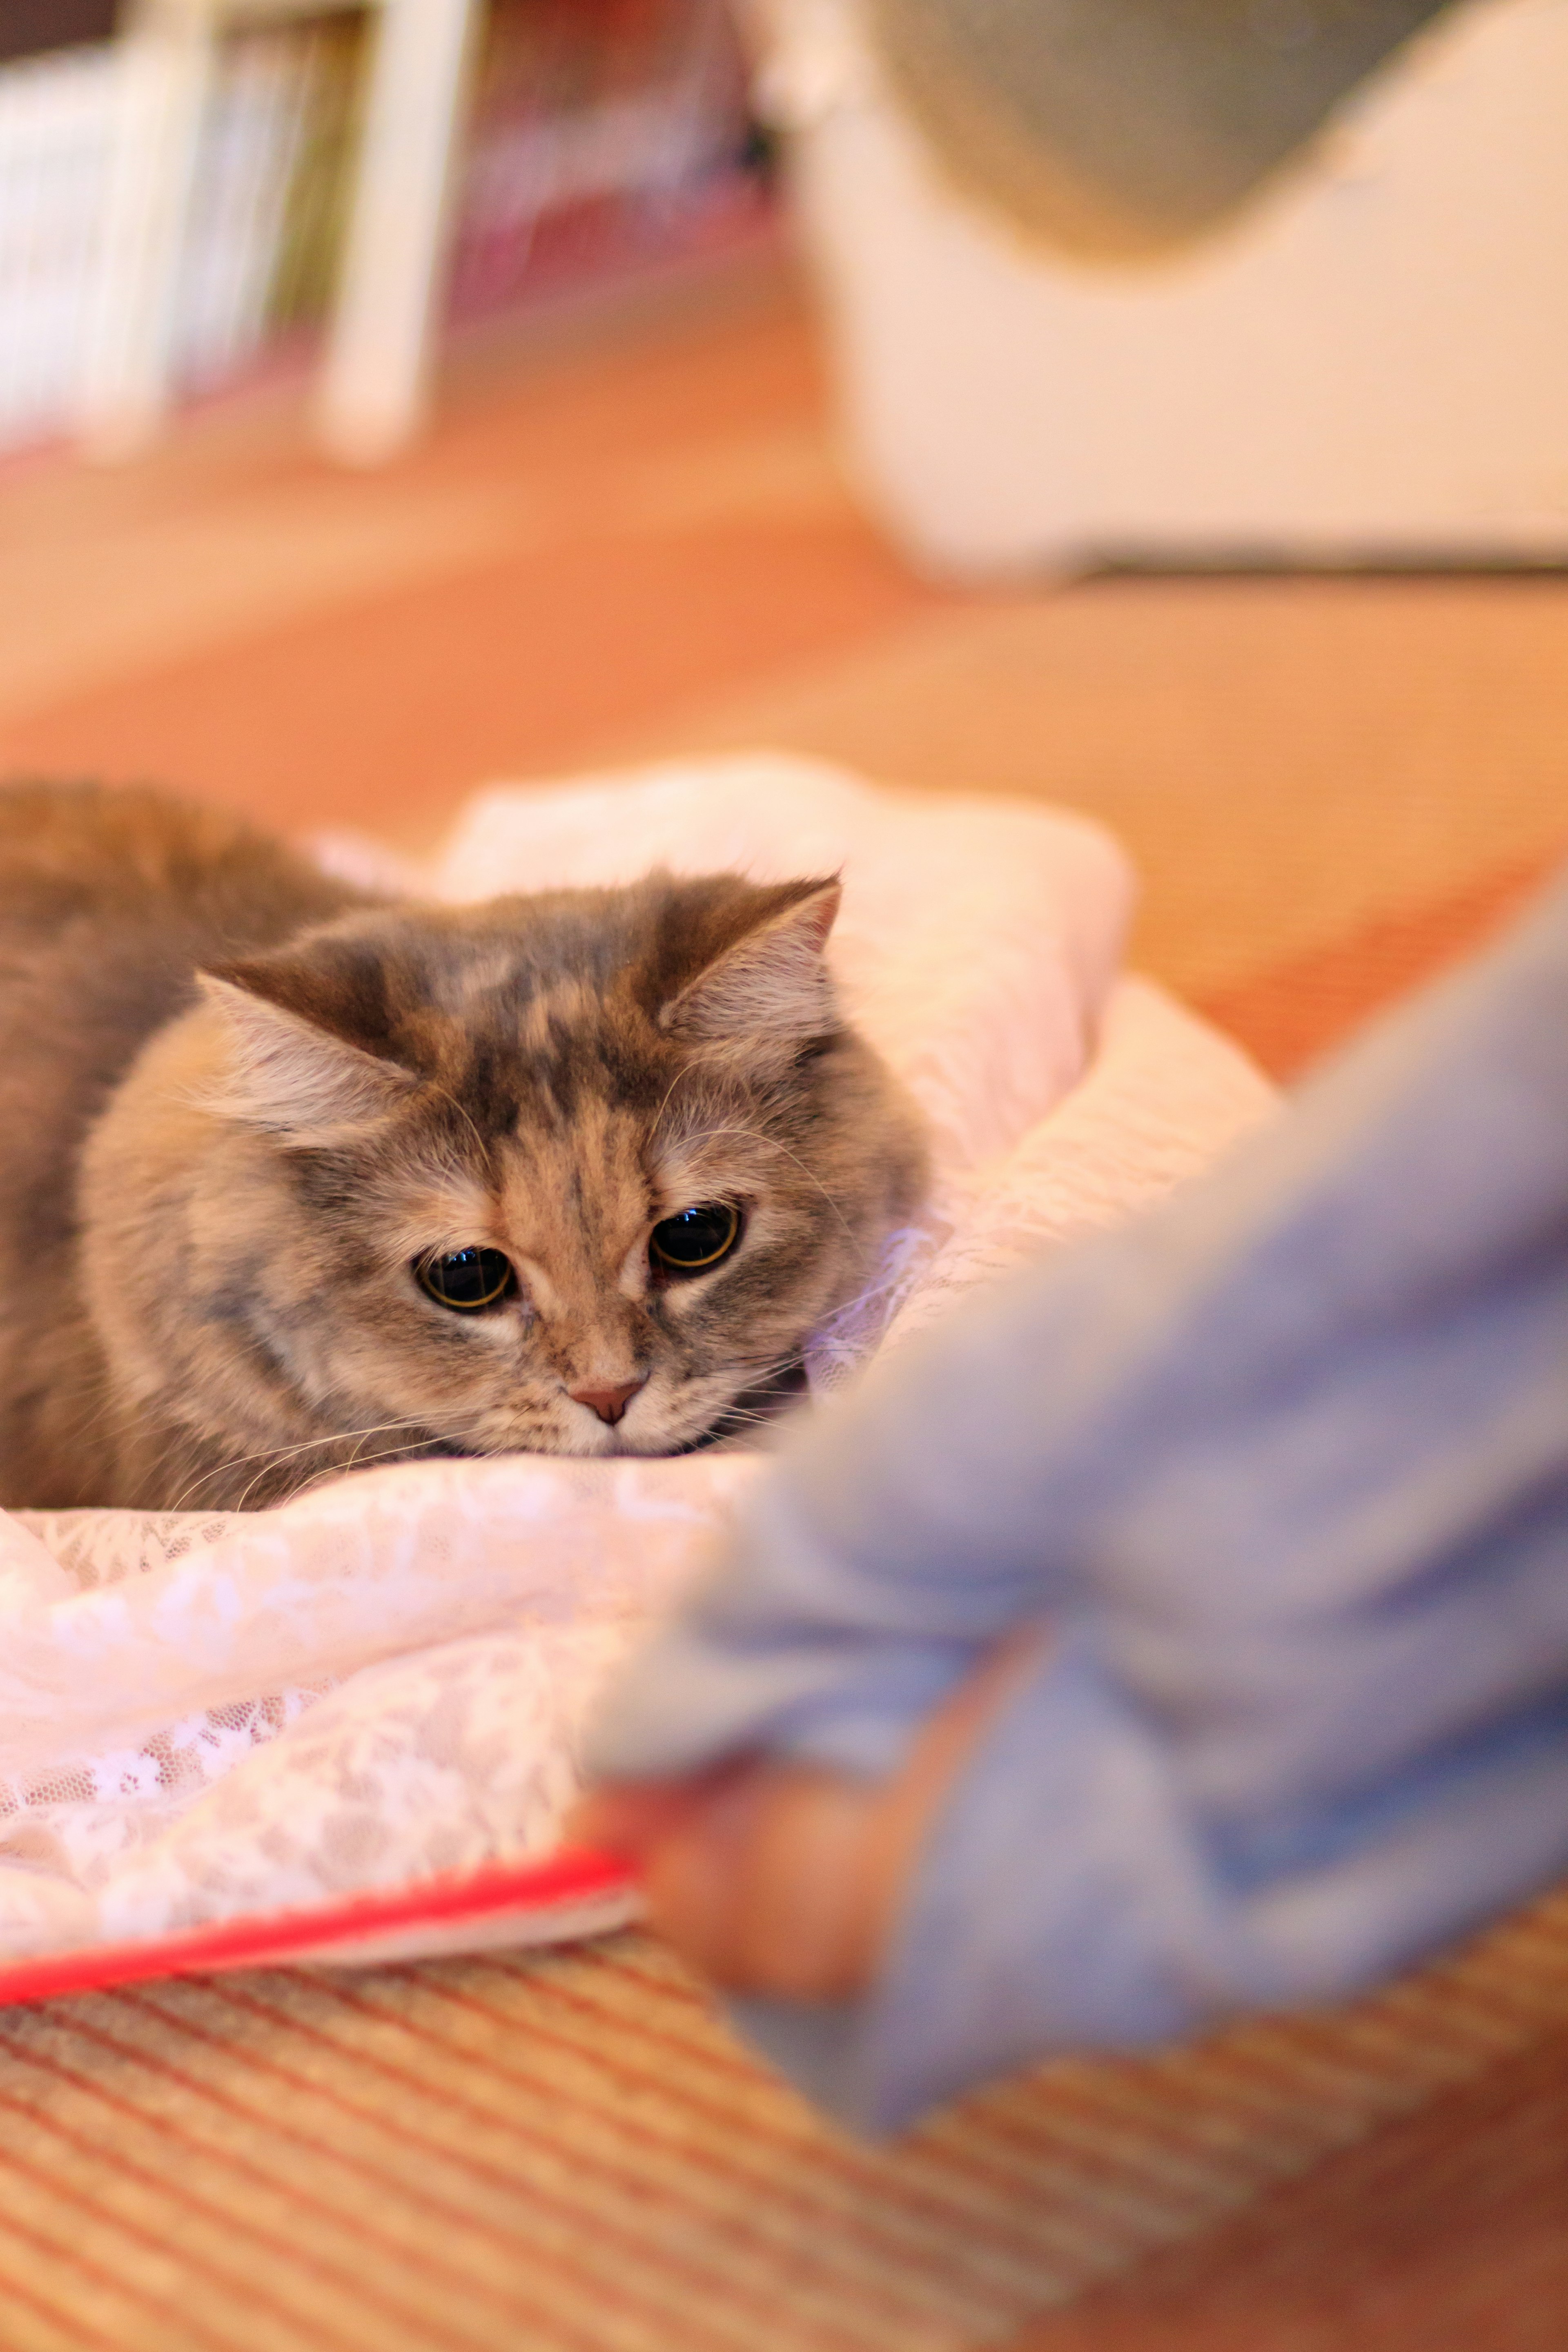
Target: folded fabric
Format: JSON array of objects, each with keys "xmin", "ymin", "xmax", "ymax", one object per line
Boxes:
[
  {"xmin": 0, "ymin": 755, "xmax": 1274, "ymax": 1972},
  {"xmin": 587, "ymin": 861, "xmax": 1568, "ymax": 2132}
]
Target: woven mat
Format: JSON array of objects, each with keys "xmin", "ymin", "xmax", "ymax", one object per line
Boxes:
[
  {"xmin": 1014, "ymin": 2023, "xmax": 1568, "ymax": 2352},
  {"xmin": 3, "ymin": 1885, "xmax": 1568, "ymax": 2350}
]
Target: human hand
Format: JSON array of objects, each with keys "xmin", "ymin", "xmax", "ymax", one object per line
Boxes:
[{"xmin": 570, "ymin": 1631, "xmax": 1045, "ymax": 2001}]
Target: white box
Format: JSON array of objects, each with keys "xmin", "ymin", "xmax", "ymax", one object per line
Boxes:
[{"xmin": 758, "ymin": 0, "xmax": 1568, "ymax": 574}]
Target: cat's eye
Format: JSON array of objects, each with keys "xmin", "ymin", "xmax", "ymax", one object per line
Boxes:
[
  {"xmin": 416, "ymin": 1246, "xmax": 517, "ymax": 1313},
  {"xmin": 650, "ymin": 1201, "xmax": 742, "ymax": 1275}
]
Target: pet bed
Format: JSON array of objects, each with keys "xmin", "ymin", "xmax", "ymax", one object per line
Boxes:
[{"xmin": 0, "ymin": 757, "xmax": 1276, "ymax": 1992}]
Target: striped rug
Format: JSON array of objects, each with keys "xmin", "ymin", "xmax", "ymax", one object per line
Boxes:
[{"xmin": 4, "ymin": 1885, "xmax": 1568, "ymax": 2349}]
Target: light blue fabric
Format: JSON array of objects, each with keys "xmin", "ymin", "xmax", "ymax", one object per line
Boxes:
[{"xmin": 586, "ymin": 867, "xmax": 1568, "ymax": 2132}]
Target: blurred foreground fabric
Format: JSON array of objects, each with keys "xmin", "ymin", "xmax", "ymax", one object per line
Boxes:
[{"xmin": 595, "ymin": 861, "xmax": 1568, "ymax": 2131}]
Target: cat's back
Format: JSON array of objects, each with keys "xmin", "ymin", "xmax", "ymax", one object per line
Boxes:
[
  {"xmin": 0, "ymin": 784, "xmax": 370, "ymax": 1493},
  {"xmin": 0, "ymin": 783, "xmax": 364, "ymax": 1103},
  {"xmin": 0, "ymin": 779, "xmax": 354, "ymax": 947}
]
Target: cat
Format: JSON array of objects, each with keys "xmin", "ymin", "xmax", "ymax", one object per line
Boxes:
[{"xmin": 0, "ymin": 781, "xmax": 928, "ymax": 1511}]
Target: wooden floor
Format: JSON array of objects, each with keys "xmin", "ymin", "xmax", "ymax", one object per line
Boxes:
[{"xmin": 2, "ymin": 252, "xmax": 1568, "ymax": 2352}]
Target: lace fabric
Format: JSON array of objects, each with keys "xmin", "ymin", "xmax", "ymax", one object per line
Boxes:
[{"xmin": 0, "ymin": 757, "xmax": 1276, "ymax": 1962}]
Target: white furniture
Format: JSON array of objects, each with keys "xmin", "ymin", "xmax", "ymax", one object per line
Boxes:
[
  {"xmin": 758, "ymin": 0, "xmax": 1568, "ymax": 574},
  {"xmin": 77, "ymin": 0, "xmax": 478, "ymax": 463}
]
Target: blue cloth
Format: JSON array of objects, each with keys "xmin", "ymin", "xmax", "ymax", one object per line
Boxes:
[{"xmin": 586, "ymin": 868, "xmax": 1568, "ymax": 2132}]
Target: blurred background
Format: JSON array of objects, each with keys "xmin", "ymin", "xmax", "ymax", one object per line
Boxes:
[{"xmin": 0, "ymin": 0, "xmax": 1564, "ymax": 1088}]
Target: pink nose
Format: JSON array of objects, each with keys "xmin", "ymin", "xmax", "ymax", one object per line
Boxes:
[{"xmin": 569, "ymin": 1378, "xmax": 646, "ymax": 1427}]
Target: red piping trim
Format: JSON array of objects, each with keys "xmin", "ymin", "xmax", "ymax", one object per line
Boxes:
[{"xmin": 0, "ymin": 1846, "xmax": 636, "ymax": 2006}]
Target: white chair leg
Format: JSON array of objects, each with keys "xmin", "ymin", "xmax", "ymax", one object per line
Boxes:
[
  {"xmin": 75, "ymin": 12, "xmax": 214, "ymax": 459},
  {"xmin": 314, "ymin": 0, "xmax": 479, "ymax": 464}
]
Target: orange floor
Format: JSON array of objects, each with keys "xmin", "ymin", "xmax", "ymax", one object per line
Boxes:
[
  {"xmin": 6, "ymin": 247, "xmax": 1567, "ymax": 1020},
  {"xmin": 0, "ymin": 259, "xmax": 947, "ymax": 842},
  {"xmin": 3, "ymin": 255, "xmax": 1564, "ymax": 1072}
]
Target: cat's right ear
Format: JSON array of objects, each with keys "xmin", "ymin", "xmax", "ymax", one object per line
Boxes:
[
  {"xmin": 195, "ymin": 972, "xmax": 417, "ymax": 1141},
  {"xmin": 658, "ymin": 878, "xmax": 842, "ymax": 1054}
]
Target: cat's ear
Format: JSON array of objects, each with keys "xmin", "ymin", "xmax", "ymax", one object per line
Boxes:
[
  {"xmin": 659, "ymin": 878, "xmax": 842, "ymax": 1051},
  {"xmin": 196, "ymin": 967, "xmax": 416, "ymax": 1139}
]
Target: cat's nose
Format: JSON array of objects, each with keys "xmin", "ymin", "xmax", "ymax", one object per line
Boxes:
[{"xmin": 569, "ymin": 1377, "xmax": 647, "ymax": 1427}]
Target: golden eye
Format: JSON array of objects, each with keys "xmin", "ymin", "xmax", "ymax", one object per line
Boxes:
[
  {"xmin": 650, "ymin": 1202, "xmax": 742, "ymax": 1275},
  {"xmin": 416, "ymin": 1246, "xmax": 517, "ymax": 1313}
]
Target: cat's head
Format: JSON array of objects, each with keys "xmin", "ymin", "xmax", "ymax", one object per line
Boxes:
[{"xmin": 85, "ymin": 871, "xmax": 927, "ymax": 1496}]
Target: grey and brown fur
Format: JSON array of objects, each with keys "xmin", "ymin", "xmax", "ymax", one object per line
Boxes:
[{"xmin": 0, "ymin": 782, "xmax": 928, "ymax": 1510}]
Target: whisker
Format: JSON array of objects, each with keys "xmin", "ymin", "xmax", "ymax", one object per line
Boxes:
[
  {"xmin": 671, "ymin": 1124, "xmax": 860, "ymax": 1244},
  {"xmin": 234, "ymin": 1412, "xmax": 500, "ymax": 1511},
  {"xmin": 167, "ymin": 1413, "xmax": 460, "ymax": 1514},
  {"xmin": 261, "ymin": 1428, "xmax": 474, "ymax": 1509},
  {"xmin": 423, "ymin": 1078, "xmax": 496, "ymax": 1176},
  {"xmin": 261, "ymin": 1430, "xmax": 435, "ymax": 1505},
  {"xmin": 648, "ymin": 1059, "xmax": 699, "ymax": 1143}
]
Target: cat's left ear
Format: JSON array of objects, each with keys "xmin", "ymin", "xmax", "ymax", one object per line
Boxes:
[
  {"xmin": 659, "ymin": 878, "xmax": 841, "ymax": 1052},
  {"xmin": 196, "ymin": 962, "xmax": 417, "ymax": 1141}
]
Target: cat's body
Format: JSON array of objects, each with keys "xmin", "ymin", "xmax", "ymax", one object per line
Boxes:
[{"xmin": 0, "ymin": 783, "xmax": 927, "ymax": 1510}]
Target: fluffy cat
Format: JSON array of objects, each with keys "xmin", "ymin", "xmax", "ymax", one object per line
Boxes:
[{"xmin": 0, "ymin": 782, "xmax": 927, "ymax": 1510}]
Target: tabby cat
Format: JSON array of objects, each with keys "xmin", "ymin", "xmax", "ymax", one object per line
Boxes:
[{"xmin": 0, "ymin": 783, "xmax": 927, "ymax": 1510}]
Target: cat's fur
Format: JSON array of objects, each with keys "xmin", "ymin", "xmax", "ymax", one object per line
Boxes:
[{"xmin": 0, "ymin": 782, "xmax": 927, "ymax": 1510}]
